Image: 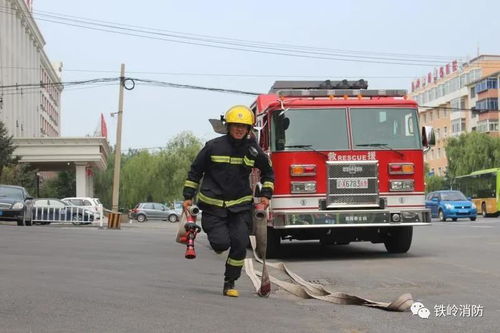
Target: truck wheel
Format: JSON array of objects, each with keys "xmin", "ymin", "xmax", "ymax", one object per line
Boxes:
[
  {"xmin": 266, "ymin": 227, "xmax": 281, "ymax": 259},
  {"xmin": 384, "ymin": 226, "xmax": 413, "ymax": 254}
]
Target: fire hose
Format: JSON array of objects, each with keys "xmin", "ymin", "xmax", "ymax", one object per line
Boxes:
[
  {"xmin": 244, "ymin": 203, "xmax": 414, "ymax": 312},
  {"xmin": 176, "ymin": 206, "xmax": 201, "ymax": 259}
]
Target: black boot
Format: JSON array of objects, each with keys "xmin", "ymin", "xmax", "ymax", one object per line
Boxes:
[{"xmin": 223, "ymin": 279, "xmax": 239, "ymax": 297}]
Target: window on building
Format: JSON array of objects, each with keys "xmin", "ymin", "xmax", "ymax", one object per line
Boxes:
[
  {"xmin": 461, "ymin": 74, "xmax": 467, "ymax": 88},
  {"xmin": 470, "ymin": 86, "xmax": 476, "ymax": 98},
  {"xmin": 444, "ymin": 126, "xmax": 448, "ymax": 136},
  {"xmin": 475, "ymin": 77, "xmax": 497, "ymax": 94},
  {"xmin": 437, "ymin": 148, "xmax": 441, "ymax": 158},
  {"xmin": 475, "ymin": 98, "xmax": 498, "ymax": 111}
]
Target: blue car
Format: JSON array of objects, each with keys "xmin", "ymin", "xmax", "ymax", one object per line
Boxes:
[{"xmin": 425, "ymin": 190, "xmax": 477, "ymax": 222}]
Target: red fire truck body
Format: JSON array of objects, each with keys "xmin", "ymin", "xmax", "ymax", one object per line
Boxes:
[{"xmin": 250, "ymin": 80, "xmax": 433, "ymax": 256}]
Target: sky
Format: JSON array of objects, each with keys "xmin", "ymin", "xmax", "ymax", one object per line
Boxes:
[{"xmin": 32, "ymin": 0, "xmax": 500, "ymax": 151}]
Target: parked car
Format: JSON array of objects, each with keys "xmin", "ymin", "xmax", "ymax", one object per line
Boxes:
[
  {"xmin": 129, "ymin": 202, "xmax": 180, "ymax": 223},
  {"xmin": 32, "ymin": 198, "xmax": 95, "ymax": 225},
  {"xmin": 62, "ymin": 197, "xmax": 103, "ymax": 219},
  {"xmin": 0, "ymin": 184, "xmax": 33, "ymax": 226},
  {"xmin": 425, "ymin": 190, "xmax": 477, "ymax": 221}
]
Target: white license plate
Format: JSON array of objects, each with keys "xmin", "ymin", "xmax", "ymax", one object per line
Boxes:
[{"xmin": 336, "ymin": 178, "xmax": 369, "ymax": 189}]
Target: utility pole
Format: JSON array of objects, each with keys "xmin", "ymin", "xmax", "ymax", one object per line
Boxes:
[{"xmin": 111, "ymin": 64, "xmax": 125, "ymax": 213}]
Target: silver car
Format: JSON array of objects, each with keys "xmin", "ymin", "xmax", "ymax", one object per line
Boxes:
[{"xmin": 130, "ymin": 202, "xmax": 180, "ymax": 223}]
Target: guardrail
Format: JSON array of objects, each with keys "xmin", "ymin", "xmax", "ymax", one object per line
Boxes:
[{"xmin": 32, "ymin": 205, "xmax": 104, "ymax": 225}]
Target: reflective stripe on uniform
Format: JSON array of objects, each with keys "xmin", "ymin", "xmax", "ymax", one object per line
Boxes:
[
  {"xmin": 198, "ymin": 192, "xmax": 253, "ymax": 208},
  {"xmin": 227, "ymin": 257, "xmax": 245, "ymax": 267},
  {"xmin": 243, "ymin": 156, "xmax": 255, "ymax": 167},
  {"xmin": 211, "ymin": 155, "xmax": 254, "ymax": 166},
  {"xmin": 198, "ymin": 192, "xmax": 224, "ymax": 207},
  {"xmin": 226, "ymin": 195, "xmax": 253, "ymax": 207},
  {"xmin": 262, "ymin": 181, "xmax": 274, "ymax": 190},
  {"xmin": 184, "ymin": 180, "xmax": 199, "ymax": 189}
]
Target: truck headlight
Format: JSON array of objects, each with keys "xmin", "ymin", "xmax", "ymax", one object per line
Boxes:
[
  {"xmin": 12, "ymin": 202, "xmax": 24, "ymax": 210},
  {"xmin": 291, "ymin": 181, "xmax": 316, "ymax": 193},
  {"xmin": 389, "ymin": 180, "xmax": 414, "ymax": 192}
]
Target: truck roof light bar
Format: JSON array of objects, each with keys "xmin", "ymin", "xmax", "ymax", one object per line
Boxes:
[
  {"xmin": 276, "ymin": 89, "xmax": 408, "ymax": 98},
  {"xmin": 269, "ymin": 80, "xmax": 369, "ymax": 92}
]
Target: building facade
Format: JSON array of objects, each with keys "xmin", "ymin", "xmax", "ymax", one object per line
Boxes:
[
  {"xmin": 0, "ymin": 0, "xmax": 62, "ymax": 138},
  {"xmin": 410, "ymin": 55, "xmax": 500, "ymax": 177}
]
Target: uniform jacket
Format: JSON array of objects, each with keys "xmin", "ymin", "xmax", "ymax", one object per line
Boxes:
[{"xmin": 183, "ymin": 134, "xmax": 274, "ymax": 216}]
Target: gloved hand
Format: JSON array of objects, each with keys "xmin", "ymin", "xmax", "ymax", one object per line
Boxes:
[
  {"xmin": 183, "ymin": 199, "xmax": 193, "ymax": 211},
  {"xmin": 260, "ymin": 197, "xmax": 270, "ymax": 209},
  {"xmin": 185, "ymin": 222, "xmax": 201, "ymax": 233}
]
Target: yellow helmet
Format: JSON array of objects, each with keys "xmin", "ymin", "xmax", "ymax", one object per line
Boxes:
[{"xmin": 224, "ymin": 105, "xmax": 254, "ymax": 126}]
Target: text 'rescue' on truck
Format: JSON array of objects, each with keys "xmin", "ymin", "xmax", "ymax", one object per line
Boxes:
[{"xmin": 249, "ymin": 80, "xmax": 436, "ymax": 257}]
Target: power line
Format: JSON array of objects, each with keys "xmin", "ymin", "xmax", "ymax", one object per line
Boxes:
[
  {"xmin": 0, "ymin": 76, "xmax": 262, "ymax": 97},
  {"xmin": 0, "ymin": 65, "xmax": 418, "ymax": 78},
  {"xmin": 0, "ymin": 6, "xmax": 460, "ymax": 67},
  {"xmin": 32, "ymin": 7, "xmax": 457, "ymax": 61}
]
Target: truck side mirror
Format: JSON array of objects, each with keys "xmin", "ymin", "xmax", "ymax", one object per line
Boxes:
[{"xmin": 422, "ymin": 126, "xmax": 436, "ymax": 148}]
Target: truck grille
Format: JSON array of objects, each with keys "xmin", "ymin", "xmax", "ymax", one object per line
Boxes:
[{"xmin": 326, "ymin": 161, "xmax": 379, "ymax": 208}]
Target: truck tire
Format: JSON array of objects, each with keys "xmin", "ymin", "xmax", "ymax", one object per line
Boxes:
[
  {"xmin": 384, "ymin": 226, "xmax": 413, "ymax": 254},
  {"xmin": 266, "ymin": 227, "xmax": 281, "ymax": 259}
]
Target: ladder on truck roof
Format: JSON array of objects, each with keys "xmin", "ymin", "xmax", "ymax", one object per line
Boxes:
[{"xmin": 268, "ymin": 80, "xmax": 407, "ymax": 98}]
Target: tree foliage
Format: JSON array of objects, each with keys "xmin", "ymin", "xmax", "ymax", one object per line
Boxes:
[
  {"xmin": 425, "ymin": 175, "xmax": 448, "ymax": 193},
  {"xmin": 445, "ymin": 131, "xmax": 500, "ymax": 178},
  {"xmin": 39, "ymin": 170, "xmax": 76, "ymax": 198},
  {"xmin": 0, "ymin": 121, "xmax": 17, "ymax": 178},
  {"xmin": 94, "ymin": 131, "xmax": 202, "ymax": 210},
  {"xmin": 0, "ymin": 164, "xmax": 38, "ymax": 195}
]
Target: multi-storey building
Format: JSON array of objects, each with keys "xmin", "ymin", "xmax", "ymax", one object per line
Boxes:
[
  {"xmin": 410, "ymin": 55, "xmax": 500, "ymax": 176},
  {"xmin": 468, "ymin": 71, "xmax": 499, "ymax": 137},
  {"xmin": 0, "ymin": 0, "xmax": 62, "ymax": 138}
]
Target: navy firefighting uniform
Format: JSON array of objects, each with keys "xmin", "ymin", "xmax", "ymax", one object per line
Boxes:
[{"xmin": 183, "ymin": 134, "xmax": 274, "ymax": 282}]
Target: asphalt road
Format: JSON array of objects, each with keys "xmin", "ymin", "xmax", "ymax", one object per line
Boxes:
[{"xmin": 1, "ymin": 217, "xmax": 499, "ymax": 333}]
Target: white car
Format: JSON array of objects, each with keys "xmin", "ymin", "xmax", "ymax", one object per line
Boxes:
[{"xmin": 62, "ymin": 197, "xmax": 103, "ymax": 219}]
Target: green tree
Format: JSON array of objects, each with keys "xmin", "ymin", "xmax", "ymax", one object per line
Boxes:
[
  {"xmin": 445, "ymin": 131, "xmax": 500, "ymax": 178},
  {"xmin": 94, "ymin": 131, "xmax": 203, "ymax": 210},
  {"xmin": 0, "ymin": 121, "xmax": 16, "ymax": 178},
  {"xmin": 425, "ymin": 175, "xmax": 448, "ymax": 193},
  {"xmin": 0, "ymin": 164, "xmax": 38, "ymax": 195}
]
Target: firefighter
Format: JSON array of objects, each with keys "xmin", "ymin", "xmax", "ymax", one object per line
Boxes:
[{"xmin": 182, "ymin": 105, "xmax": 274, "ymax": 297}]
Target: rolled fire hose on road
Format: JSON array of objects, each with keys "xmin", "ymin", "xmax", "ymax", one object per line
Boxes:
[{"xmin": 244, "ymin": 208, "xmax": 414, "ymax": 312}]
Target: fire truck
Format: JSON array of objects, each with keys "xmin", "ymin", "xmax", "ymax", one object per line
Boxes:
[{"xmin": 250, "ymin": 80, "xmax": 435, "ymax": 257}]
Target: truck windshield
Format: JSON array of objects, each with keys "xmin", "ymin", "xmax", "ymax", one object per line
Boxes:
[
  {"xmin": 271, "ymin": 108, "xmax": 348, "ymax": 151},
  {"xmin": 351, "ymin": 108, "xmax": 421, "ymax": 149}
]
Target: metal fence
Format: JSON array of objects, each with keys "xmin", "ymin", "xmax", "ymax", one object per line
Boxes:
[{"xmin": 32, "ymin": 205, "xmax": 104, "ymax": 225}]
